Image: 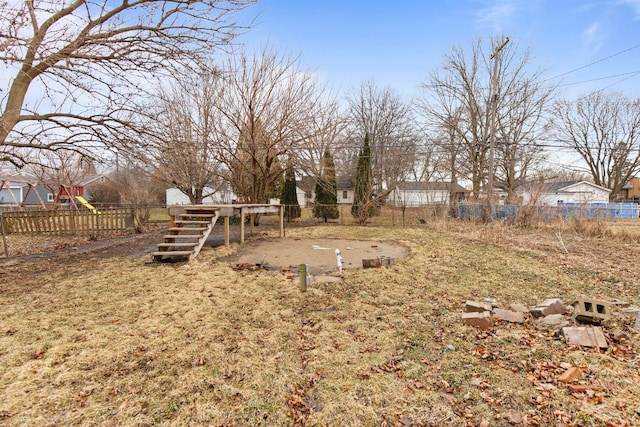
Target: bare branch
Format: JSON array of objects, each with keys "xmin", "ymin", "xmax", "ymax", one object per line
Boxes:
[{"xmin": 1, "ymin": 0, "xmax": 256, "ymax": 166}]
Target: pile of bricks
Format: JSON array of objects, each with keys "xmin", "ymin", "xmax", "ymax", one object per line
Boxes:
[
  {"xmin": 461, "ymin": 299, "xmax": 527, "ymax": 330},
  {"xmin": 460, "ymin": 296, "xmax": 632, "ymax": 350}
]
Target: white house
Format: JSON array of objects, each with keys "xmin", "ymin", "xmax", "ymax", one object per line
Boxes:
[
  {"xmin": 519, "ymin": 181, "xmax": 611, "ymax": 205},
  {"xmin": 391, "ymin": 182, "xmax": 469, "ymax": 207},
  {"xmin": 166, "ymin": 186, "xmax": 236, "ymax": 206},
  {"xmin": 336, "ymin": 177, "xmax": 355, "ymax": 205},
  {"xmin": 297, "ymin": 176, "xmax": 355, "ymax": 206}
]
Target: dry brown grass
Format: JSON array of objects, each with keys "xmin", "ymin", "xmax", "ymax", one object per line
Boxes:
[{"xmin": 1, "ymin": 219, "xmax": 640, "ymax": 426}]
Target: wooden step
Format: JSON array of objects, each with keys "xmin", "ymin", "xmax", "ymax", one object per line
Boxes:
[
  {"xmin": 151, "ymin": 209, "xmax": 219, "ymax": 263},
  {"xmin": 174, "ymin": 220, "xmax": 211, "ymax": 226},
  {"xmin": 179, "ymin": 213, "xmax": 217, "ymax": 219},
  {"xmin": 162, "ymin": 234, "xmax": 202, "ymax": 240},
  {"xmin": 167, "ymin": 227, "xmax": 207, "ymax": 233},
  {"xmin": 151, "ymin": 250, "xmax": 193, "ymax": 260},
  {"xmin": 157, "ymin": 242, "xmax": 198, "ymax": 249}
]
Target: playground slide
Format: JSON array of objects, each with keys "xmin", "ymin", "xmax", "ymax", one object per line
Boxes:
[{"xmin": 75, "ymin": 196, "xmax": 99, "ymax": 214}]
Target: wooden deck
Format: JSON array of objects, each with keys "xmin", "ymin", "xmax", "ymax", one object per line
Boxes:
[{"xmin": 151, "ymin": 204, "xmax": 284, "ymax": 262}]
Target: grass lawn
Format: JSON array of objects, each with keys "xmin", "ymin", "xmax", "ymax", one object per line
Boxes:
[{"xmin": 1, "ymin": 219, "xmax": 639, "ymax": 426}]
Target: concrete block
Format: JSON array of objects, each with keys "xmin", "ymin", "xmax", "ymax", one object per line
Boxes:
[
  {"xmin": 462, "ymin": 311, "xmax": 493, "ymax": 330},
  {"xmin": 493, "ymin": 308, "xmax": 525, "ymax": 324},
  {"xmin": 538, "ymin": 314, "xmax": 570, "ymax": 331},
  {"xmin": 466, "ymin": 300, "xmax": 493, "ymax": 313},
  {"xmin": 508, "ymin": 303, "xmax": 530, "ymax": 313},
  {"xmin": 531, "ymin": 298, "xmax": 567, "ymax": 318},
  {"xmin": 571, "ymin": 297, "xmax": 611, "ymax": 324},
  {"xmin": 562, "ymin": 326, "xmax": 608, "ymax": 349},
  {"xmin": 483, "ymin": 298, "xmax": 499, "ymax": 308}
]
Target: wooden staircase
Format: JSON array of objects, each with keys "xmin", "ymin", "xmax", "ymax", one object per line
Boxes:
[{"xmin": 151, "ymin": 206, "xmax": 220, "ymax": 262}]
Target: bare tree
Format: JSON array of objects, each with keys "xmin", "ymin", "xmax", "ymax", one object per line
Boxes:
[
  {"xmin": 415, "ymin": 106, "xmax": 465, "ymax": 210},
  {"xmin": 111, "ymin": 162, "xmax": 164, "ymax": 231},
  {"xmin": 0, "ymin": 0, "xmax": 255, "ymax": 167},
  {"xmin": 210, "ymin": 47, "xmax": 324, "ymax": 212},
  {"xmin": 420, "ymin": 36, "xmax": 554, "ymax": 201},
  {"xmin": 293, "ymin": 97, "xmax": 347, "ymax": 179},
  {"xmin": 148, "ymin": 69, "xmax": 226, "ymax": 204},
  {"xmin": 346, "ymin": 81, "xmax": 419, "ymax": 196},
  {"xmin": 493, "ymin": 45, "xmax": 555, "ymax": 202},
  {"xmin": 553, "ymin": 91, "xmax": 640, "ymax": 199},
  {"xmin": 29, "ymin": 150, "xmax": 97, "ymax": 192}
]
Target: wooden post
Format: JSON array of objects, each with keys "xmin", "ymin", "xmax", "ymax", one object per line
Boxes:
[
  {"xmin": 250, "ymin": 213, "xmax": 255, "ymax": 235},
  {"xmin": 298, "ymin": 264, "xmax": 307, "ymax": 292},
  {"xmin": 1, "ymin": 212, "xmax": 8, "ymax": 257},
  {"xmin": 224, "ymin": 216, "xmax": 230, "ymax": 247},
  {"xmin": 279, "ymin": 205, "xmax": 284, "ymax": 237},
  {"xmin": 240, "ymin": 207, "xmax": 245, "ymax": 244}
]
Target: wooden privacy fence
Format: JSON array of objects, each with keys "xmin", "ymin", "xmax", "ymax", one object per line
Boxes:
[{"xmin": 1, "ymin": 208, "xmax": 134, "ymax": 235}]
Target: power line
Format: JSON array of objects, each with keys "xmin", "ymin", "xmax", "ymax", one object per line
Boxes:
[
  {"xmin": 542, "ymin": 43, "xmax": 640, "ymax": 83},
  {"xmin": 558, "ymin": 70, "xmax": 640, "ymax": 87}
]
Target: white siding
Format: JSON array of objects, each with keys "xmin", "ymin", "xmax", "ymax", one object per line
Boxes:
[
  {"xmin": 392, "ymin": 189, "xmax": 450, "ymax": 207},
  {"xmin": 166, "ymin": 187, "xmax": 235, "ymax": 206},
  {"xmin": 339, "ymin": 189, "xmax": 354, "ymax": 205},
  {"xmin": 521, "ymin": 182, "xmax": 611, "ymax": 205}
]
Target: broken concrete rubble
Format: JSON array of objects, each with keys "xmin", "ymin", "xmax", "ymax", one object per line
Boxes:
[
  {"xmin": 562, "ymin": 326, "xmax": 608, "ymax": 349},
  {"xmin": 531, "ymin": 298, "xmax": 567, "ymax": 318},
  {"xmin": 538, "ymin": 314, "xmax": 570, "ymax": 331},
  {"xmin": 492, "ymin": 308, "xmax": 525, "ymax": 324},
  {"xmin": 483, "ymin": 298, "xmax": 499, "ymax": 308},
  {"xmin": 462, "ymin": 311, "xmax": 493, "ymax": 330},
  {"xmin": 610, "ymin": 299, "xmax": 630, "ymax": 308},
  {"xmin": 459, "ymin": 296, "xmax": 632, "ymax": 352},
  {"xmin": 508, "ymin": 303, "xmax": 530, "ymax": 313},
  {"xmin": 465, "ymin": 300, "xmax": 493, "ymax": 313}
]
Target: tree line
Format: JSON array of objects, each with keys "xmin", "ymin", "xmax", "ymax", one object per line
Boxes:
[{"xmin": 2, "ymin": 1, "xmax": 640, "ymax": 223}]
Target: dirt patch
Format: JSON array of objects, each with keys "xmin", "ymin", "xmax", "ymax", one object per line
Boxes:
[{"xmin": 218, "ymin": 237, "xmax": 409, "ymax": 275}]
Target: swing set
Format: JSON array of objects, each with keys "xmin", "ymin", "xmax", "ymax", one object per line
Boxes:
[{"xmin": 0, "ymin": 181, "xmax": 98, "ymax": 213}]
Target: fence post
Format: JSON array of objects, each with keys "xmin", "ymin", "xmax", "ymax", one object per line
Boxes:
[{"xmin": 1, "ymin": 212, "xmax": 8, "ymax": 258}]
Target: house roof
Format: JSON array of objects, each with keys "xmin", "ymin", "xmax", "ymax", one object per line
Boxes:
[
  {"xmin": 523, "ymin": 180, "xmax": 611, "ymax": 194},
  {"xmin": 396, "ymin": 181, "xmax": 469, "ymax": 192},
  {"xmin": 336, "ymin": 176, "xmax": 354, "ymax": 190},
  {"xmin": 78, "ymin": 174, "xmax": 109, "ymax": 186},
  {"xmin": 297, "ymin": 175, "xmax": 354, "ymax": 191},
  {"xmin": 297, "ymin": 176, "xmax": 315, "ymax": 192},
  {"xmin": 0, "ymin": 170, "xmax": 38, "ymax": 184}
]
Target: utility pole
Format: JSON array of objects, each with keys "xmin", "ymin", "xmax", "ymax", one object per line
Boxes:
[{"xmin": 487, "ymin": 37, "xmax": 509, "ymax": 220}]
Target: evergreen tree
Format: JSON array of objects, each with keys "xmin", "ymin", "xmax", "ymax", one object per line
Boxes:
[
  {"xmin": 313, "ymin": 149, "xmax": 339, "ymax": 222},
  {"xmin": 280, "ymin": 162, "xmax": 301, "ymax": 222},
  {"xmin": 352, "ymin": 133, "xmax": 375, "ymax": 223}
]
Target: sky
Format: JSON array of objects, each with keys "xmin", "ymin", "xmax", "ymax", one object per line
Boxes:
[{"xmin": 237, "ymin": 0, "xmax": 640, "ymax": 100}]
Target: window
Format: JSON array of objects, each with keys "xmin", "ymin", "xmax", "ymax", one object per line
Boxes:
[
  {"xmin": 47, "ymin": 193, "xmax": 54, "ymax": 202},
  {"xmin": 343, "ymin": 191, "xmax": 348, "ymax": 199}
]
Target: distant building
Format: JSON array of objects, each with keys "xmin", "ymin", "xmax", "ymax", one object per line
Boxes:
[
  {"xmin": 616, "ymin": 177, "xmax": 640, "ymax": 202},
  {"xmin": 165, "ymin": 186, "xmax": 235, "ymax": 206},
  {"xmin": 0, "ymin": 171, "xmax": 52, "ymax": 207},
  {"xmin": 391, "ymin": 182, "xmax": 469, "ymax": 207},
  {"xmin": 519, "ymin": 181, "xmax": 611, "ymax": 205},
  {"xmin": 296, "ymin": 176, "xmax": 354, "ymax": 206}
]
